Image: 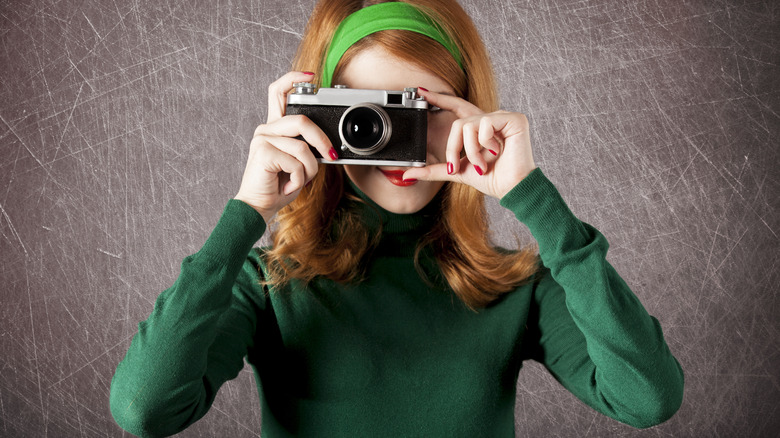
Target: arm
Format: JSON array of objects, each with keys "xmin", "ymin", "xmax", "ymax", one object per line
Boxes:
[
  {"xmin": 398, "ymin": 88, "xmax": 683, "ymax": 427},
  {"xmin": 109, "ymin": 70, "xmax": 335, "ymax": 437},
  {"xmin": 109, "ymin": 199, "xmax": 267, "ymax": 437},
  {"xmin": 503, "ymin": 168, "xmax": 684, "ymax": 428}
]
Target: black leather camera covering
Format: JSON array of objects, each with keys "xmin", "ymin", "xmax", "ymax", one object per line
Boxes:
[{"xmin": 286, "ymin": 104, "xmax": 427, "ymax": 164}]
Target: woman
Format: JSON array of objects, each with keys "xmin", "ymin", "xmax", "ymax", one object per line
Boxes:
[{"xmin": 110, "ymin": 0, "xmax": 684, "ymax": 436}]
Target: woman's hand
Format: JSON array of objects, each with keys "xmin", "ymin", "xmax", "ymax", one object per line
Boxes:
[
  {"xmin": 402, "ymin": 89, "xmax": 536, "ymax": 199},
  {"xmin": 234, "ymin": 71, "xmax": 337, "ymax": 223}
]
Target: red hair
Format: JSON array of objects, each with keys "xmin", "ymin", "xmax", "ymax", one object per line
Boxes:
[{"xmin": 264, "ymin": 0, "xmax": 539, "ymax": 309}]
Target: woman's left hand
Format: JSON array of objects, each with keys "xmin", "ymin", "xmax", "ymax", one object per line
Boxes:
[{"xmin": 402, "ymin": 89, "xmax": 536, "ymax": 199}]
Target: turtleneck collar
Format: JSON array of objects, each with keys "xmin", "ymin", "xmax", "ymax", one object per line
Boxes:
[{"xmin": 344, "ymin": 176, "xmax": 443, "ymax": 237}]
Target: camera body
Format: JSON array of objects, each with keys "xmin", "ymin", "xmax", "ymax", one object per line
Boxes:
[{"xmin": 286, "ymin": 83, "xmax": 428, "ymax": 167}]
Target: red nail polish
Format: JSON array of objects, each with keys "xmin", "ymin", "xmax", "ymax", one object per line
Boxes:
[
  {"xmin": 489, "ymin": 149, "xmax": 497, "ymax": 156},
  {"xmin": 447, "ymin": 162, "xmax": 454, "ymax": 175},
  {"xmin": 303, "ymin": 71, "xmax": 315, "ymax": 76},
  {"xmin": 329, "ymin": 148, "xmax": 339, "ymax": 161},
  {"xmin": 474, "ymin": 165, "xmax": 483, "ymax": 176},
  {"xmin": 418, "ymin": 86, "xmax": 429, "ymax": 92},
  {"xmin": 403, "ymin": 178, "xmax": 418, "ymax": 183}
]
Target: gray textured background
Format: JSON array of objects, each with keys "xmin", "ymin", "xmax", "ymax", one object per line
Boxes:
[{"xmin": 1, "ymin": 0, "xmax": 778, "ymax": 436}]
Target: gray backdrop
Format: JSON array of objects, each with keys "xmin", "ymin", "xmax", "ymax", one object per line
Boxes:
[{"xmin": 1, "ymin": 0, "xmax": 778, "ymax": 436}]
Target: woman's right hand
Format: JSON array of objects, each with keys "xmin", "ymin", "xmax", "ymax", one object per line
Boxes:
[{"xmin": 234, "ymin": 71, "xmax": 337, "ymax": 223}]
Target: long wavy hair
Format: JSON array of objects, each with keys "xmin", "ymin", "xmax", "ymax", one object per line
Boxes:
[{"xmin": 264, "ymin": 0, "xmax": 539, "ymax": 309}]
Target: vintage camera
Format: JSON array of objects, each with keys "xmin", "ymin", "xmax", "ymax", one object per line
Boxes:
[{"xmin": 286, "ymin": 83, "xmax": 428, "ymax": 167}]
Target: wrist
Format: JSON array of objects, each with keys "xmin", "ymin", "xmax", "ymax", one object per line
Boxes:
[
  {"xmin": 233, "ymin": 195, "xmax": 276, "ymax": 224},
  {"xmin": 494, "ymin": 165, "xmax": 537, "ymax": 199},
  {"xmin": 199, "ymin": 199, "xmax": 268, "ymax": 261}
]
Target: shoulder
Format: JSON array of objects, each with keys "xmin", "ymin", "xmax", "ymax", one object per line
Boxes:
[
  {"xmin": 527, "ymin": 264, "xmax": 563, "ymax": 305},
  {"xmin": 245, "ymin": 246, "xmax": 270, "ymax": 269}
]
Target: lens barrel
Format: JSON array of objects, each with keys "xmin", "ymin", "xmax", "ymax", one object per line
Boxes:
[{"xmin": 339, "ymin": 103, "xmax": 391, "ymax": 155}]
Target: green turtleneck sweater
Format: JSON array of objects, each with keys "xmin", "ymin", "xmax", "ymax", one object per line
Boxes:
[{"xmin": 110, "ymin": 168, "xmax": 683, "ymax": 437}]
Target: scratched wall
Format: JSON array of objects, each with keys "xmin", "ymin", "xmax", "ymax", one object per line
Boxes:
[{"xmin": 0, "ymin": 0, "xmax": 777, "ymax": 436}]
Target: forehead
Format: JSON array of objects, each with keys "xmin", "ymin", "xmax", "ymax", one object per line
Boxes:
[{"xmin": 336, "ymin": 46, "xmax": 454, "ymax": 94}]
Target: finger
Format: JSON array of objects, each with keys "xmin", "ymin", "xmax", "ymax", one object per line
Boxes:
[
  {"xmin": 462, "ymin": 122, "xmax": 488, "ymax": 176},
  {"xmin": 267, "ymin": 71, "xmax": 316, "ymax": 123},
  {"xmin": 403, "ymin": 155, "xmax": 485, "ymax": 182},
  {"xmin": 262, "ymin": 147, "xmax": 307, "ymax": 196},
  {"xmin": 402, "ymin": 163, "xmax": 457, "ymax": 183},
  {"xmin": 264, "ymin": 136, "xmax": 319, "ymax": 183},
  {"xmin": 480, "ymin": 111, "xmax": 527, "ymax": 140},
  {"xmin": 417, "ymin": 88, "xmax": 483, "ymax": 119},
  {"xmin": 256, "ymin": 114, "xmax": 335, "ymax": 161},
  {"xmin": 478, "ymin": 116, "xmax": 502, "ymax": 156},
  {"xmin": 445, "ymin": 119, "xmax": 465, "ymax": 174},
  {"xmin": 477, "ymin": 112, "xmax": 530, "ymax": 165}
]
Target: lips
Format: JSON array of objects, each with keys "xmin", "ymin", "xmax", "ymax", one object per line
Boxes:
[{"xmin": 379, "ymin": 169, "xmax": 417, "ymax": 187}]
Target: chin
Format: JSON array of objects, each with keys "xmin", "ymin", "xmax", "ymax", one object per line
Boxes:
[
  {"xmin": 373, "ymin": 183, "xmax": 443, "ymax": 214},
  {"xmin": 344, "ymin": 165, "xmax": 443, "ymax": 214},
  {"xmin": 378, "ymin": 197, "xmax": 429, "ymax": 214}
]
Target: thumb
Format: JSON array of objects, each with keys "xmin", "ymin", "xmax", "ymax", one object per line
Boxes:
[{"xmin": 403, "ymin": 163, "xmax": 458, "ymax": 183}]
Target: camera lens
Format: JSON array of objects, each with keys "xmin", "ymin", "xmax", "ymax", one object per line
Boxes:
[
  {"xmin": 344, "ymin": 108, "xmax": 381, "ymax": 148},
  {"xmin": 339, "ymin": 103, "xmax": 391, "ymax": 155}
]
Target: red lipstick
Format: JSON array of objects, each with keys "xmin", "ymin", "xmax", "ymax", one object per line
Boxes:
[{"xmin": 380, "ymin": 169, "xmax": 417, "ymax": 187}]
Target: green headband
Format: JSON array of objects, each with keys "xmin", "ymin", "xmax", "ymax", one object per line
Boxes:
[{"xmin": 320, "ymin": 2, "xmax": 463, "ymax": 88}]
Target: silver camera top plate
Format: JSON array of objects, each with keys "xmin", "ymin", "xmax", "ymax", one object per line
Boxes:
[{"xmin": 287, "ymin": 83, "xmax": 429, "ymax": 110}]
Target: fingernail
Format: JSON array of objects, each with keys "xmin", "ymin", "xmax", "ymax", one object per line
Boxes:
[
  {"xmin": 489, "ymin": 149, "xmax": 498, "ymax": 156},
  {"xmin": 474, "ymin": 165, "xmax": 483, "ymax": 176},
  {"xmin": 329, "ymin": 147, "xmax": 339, "ymax": 161},
  {"xmin": 418, "ymin": 86, "xmax": 429, "ymax": 92},
  {"xmin": 447, "ymin": 162, "xmax": 454, "ymax": 175},
  {"xmin": 303, "ymin": 71, "xmax": 315, "ymax": 76},
  {"xmin": 403, "ymin": 178, "xmax": 418, "ymax": 183}
]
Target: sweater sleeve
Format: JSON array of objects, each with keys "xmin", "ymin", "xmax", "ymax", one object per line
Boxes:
[
  {"xmin": 502, "ymin": 168, "xmax": 684, "ymax": 429},
  {"xmin": 110, "ymin": 199, "xmax": 268, "ymax": 437}
]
